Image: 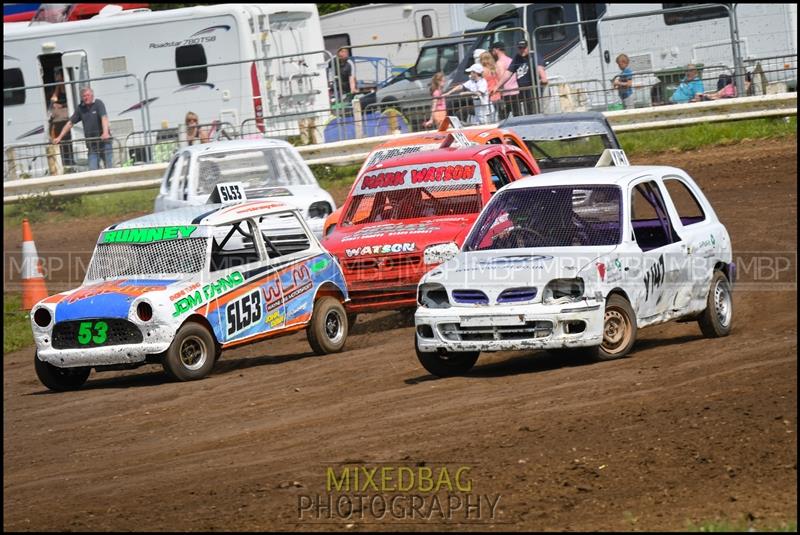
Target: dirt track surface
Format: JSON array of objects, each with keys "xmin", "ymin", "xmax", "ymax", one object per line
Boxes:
[{"xmin": 3, "ymin": 139, "xmax": 797, "ymax": 531}]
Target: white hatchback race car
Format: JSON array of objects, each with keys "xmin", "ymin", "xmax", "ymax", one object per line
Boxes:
[
  {"xmin": 414, "ymin": 156, "xmax": 735, "ymax": 377},
  {"xmin": 31, "ymin": 192, "xmax": 350, "ymax": 391},
  {"xmin": 154, "ymin": 139, "xmax": 336, "ymax": 238}
]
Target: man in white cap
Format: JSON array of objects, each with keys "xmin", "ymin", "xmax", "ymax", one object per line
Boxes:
[{"xmin": 444, "ymin": 63, "xmax": 491, "ymax": 125}]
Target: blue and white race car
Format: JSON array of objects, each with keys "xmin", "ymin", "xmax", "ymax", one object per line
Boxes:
[
  {"xmin": 31, "ymin": 186, "xmax": 350, "ymax": 391},
  {"xmin": 414, "ymin": 152, "xmax": 735, "ymax": 376}
]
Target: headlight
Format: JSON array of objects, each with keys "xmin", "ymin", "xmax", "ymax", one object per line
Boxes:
[
  {"xmin": 418, "ymin": 283, "xmax": 451, "ymax": 309},
  {"xmin": 33, "ymin": 307, "xmax": 52, "ymax": 328},
  {"xmin": 542, "ymin": 278, "xmax": 585, "ymax": 305},
  {"xmin": 308, "ymin": 201, "xmax": 333, "ymax": 219},
  {"xmin": 423, "ymin": 242, "xmax": 459, "ymax": 265}
]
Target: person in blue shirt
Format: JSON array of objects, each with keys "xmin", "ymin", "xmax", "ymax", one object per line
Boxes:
[
  {"xmin": 613, "ymin": 53, "xmax": 635, "ymax": 109},
  {"xmin": 670, "ymin": 64, "xmax": 705, "ymax": 103}
]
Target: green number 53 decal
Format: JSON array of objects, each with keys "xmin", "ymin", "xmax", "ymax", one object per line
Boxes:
[{"xmin": 77, "ymin": 321, "xmax": 109, "ymax": 345}]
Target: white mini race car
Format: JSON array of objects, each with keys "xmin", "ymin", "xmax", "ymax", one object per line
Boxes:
[
  {"xmin": 414, "ymin": 152, "xmax": 735, "ymax": 377},
  {"xmin": 31, "ymin": 185, "xmax": 350, "ymax": 391},
  {"xmin": 154, "ymin": 139, "xmax": 336, "ymax": 238}
]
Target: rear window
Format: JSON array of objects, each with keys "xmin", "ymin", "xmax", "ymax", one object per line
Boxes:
[
  {"xmin": 342, "ymin": 161, "xmax": 483, "ymax": 225},
  {"xmin": 524, "ymin": 134, "xmax": 611, "ymax": 169},
  {"xmin": 197, "ymin": 147, "xmax": 314, "ymax": 195}
]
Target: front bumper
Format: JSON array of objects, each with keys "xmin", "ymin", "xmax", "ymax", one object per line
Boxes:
[
  {"xmin": 33, "ymin": 321, "xmax": 174, "ymax": 368},
  {"xmin": 415, "ymin": 300, "xmax": 604, "ymax": 353}
]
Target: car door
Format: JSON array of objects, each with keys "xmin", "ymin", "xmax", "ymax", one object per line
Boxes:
[
  {"xmin": 659, "ymin": 172, "xmax": 719, "ymax": 311},
  {"xmin": 627, "ymin": 177, "xmax": 687, "ymax": 322}
]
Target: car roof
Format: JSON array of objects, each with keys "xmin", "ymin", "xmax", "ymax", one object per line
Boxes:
[
  {"xmin": 106, "ymin": 199, "xmax": 299, "ymax": 230},
  {"xmin": 179, "ymin": 138, "xmax": 296, "ymax": 157},
  {"xmin": 364, "ymin": 143, "xmax": 510, "ymax": 173},
  {"xmin": 500, "ymin": 112, "xmax": 615, "ymax": 140},
  {"xmin": 504, "ymin": 165, "xmax": 687, "ymax": 190},
  {"xmin": 374, "ymin": 127, "xmax": 513, "ymax": 149}
]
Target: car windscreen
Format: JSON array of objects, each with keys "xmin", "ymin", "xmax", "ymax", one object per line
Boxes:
[
  {"xmin": 197, "ymin": 147, "xmax": 314, "ymax": 195},
  {"xmin": 342, "ymin": 161, "xmax": 483, "ymax": 225},
  {"xmin": 86, "ymin": 237, "xmax": 208, "ymax": 280},
  {"xmin": 464, "ymin": 185, "xmax": 622, "ymax": 250}
]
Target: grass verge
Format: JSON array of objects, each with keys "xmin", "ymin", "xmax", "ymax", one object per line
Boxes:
[
  {"xmin": 4, "ymin": 294, "xmax": 33, "ymax": 354},
  {"xmin": 618, "ymin": 116, "xmax": 796, "ymax": 154}
]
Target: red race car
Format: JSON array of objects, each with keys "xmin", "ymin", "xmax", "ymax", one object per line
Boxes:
[{"xmin": 322, "ymin": 139, "xmax": 540, "ymax": 314}]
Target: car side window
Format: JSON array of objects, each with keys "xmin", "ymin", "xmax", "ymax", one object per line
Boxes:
[
  {"xmin": 663, "ymin": 176, "xmax": 706, "ymax": 226},
  {"xmin": 165, "ymin": 152, "xmax": 188, "ymax": 196},
  {"xmin": 256, "ymin": 212, "xmax": 311, "ymax": 259},
  {"xmin": 487, "ymin": 156, "xmax": 513, "ymax": 191},
  {"xmin": 503, "ymin": 135, "xmax": 525, "ymax": 151},
  {"xmin": 512, "ymin": 155, "xmax": 534, "ymax": 177},
  {"xmin": 630, "ymin": 180, "xmax": 681, "ymax": 251},
  {"xmin": 210, "ymin": 220, "xmax": 261, "ymax": 272}
]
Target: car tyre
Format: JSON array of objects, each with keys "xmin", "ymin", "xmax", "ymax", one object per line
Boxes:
[
  {"xmin": 162, "ymin": 322, "xmax": 217, "ymax": 381},
  {"xmin": 415, "ymin": 336, "xmax": 479, "ymax": 377},
  {"xmin": 307, "ymin": 297, "xmax": 348, "ymax": 355},
  {"xmin": 35, "ymin": 353, "xmax": 91, "ymax": 391},
  {"xmin": 592, "ymin": 294, "xmax": 637, "ymax": 361},
  {"xmin": 698, "ymin": 270, "xmax": 733, "ymax": 338}
]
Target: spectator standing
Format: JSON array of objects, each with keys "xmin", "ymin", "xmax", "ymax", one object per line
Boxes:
[
  {"xmin": 489, "ymin": 41, "xmax": 516, "ymax": 119},
  {"xmin": 185, "ymin": 111, "xmax": 210, "ymax": 145},
  {"xmin": 670, "ymin": 64, "xmax": 704, "ymax": 103},
  {"xmin": 613, "ymin": 53, "xmax": 635, "ymax": 109},
  {"xmin": 48, "ymin": 68, "xmax": 74, "ymax": 166},
  {"xmin": 423, "ymin": 72, "xmax": 447, "ymax": 129},
  {"xmin": 479, "ymin": 51, "xmax": 501, "ymax": 123},
  {"xmin": 444, "ymin": 64, "xmax": 490, "ymax": 125},
  {"xmin": 53, "ymin": 87, "xmax": 113, "ymax": 170},
  {"xmin": 331, "ymin": 47, "xmax": 357, "ymax": 101},
  {"xmin": 494, "ymin": 40, "xmax": 547, "ymax": 117}
]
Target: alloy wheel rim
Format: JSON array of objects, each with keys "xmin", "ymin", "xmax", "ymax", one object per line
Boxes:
[
  {"xmin": 325, "ymin": 310, "xmax": 345, "ymax": 344},
  {"xmin": 180, "ymin": 335, "xmax": 207, "ymax": 371}
]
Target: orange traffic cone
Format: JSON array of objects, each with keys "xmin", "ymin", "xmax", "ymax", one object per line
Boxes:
[{"xmin": 21, "ymin": 218, "xmax": 49, "ymax": 310}]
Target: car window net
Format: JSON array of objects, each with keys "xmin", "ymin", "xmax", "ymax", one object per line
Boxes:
[
  {"xmin": 86, "ymin": 238, "xmax": 207, "ymax": 280},
  {"xmin": 465, "ymin": 185, "xmax": 622, "ymax": 250}
]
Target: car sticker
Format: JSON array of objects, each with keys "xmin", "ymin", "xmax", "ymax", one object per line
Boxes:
[{"xmin": 355, "ymin": 161, "xmax": 481, "ymax": 195}]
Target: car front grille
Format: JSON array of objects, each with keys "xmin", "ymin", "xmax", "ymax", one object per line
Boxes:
[
  {"xmin": 52, "ymin": 319, "xmax": 144, "ymax": 350},
  {"xmin": 438, "ymin": 321, "xmax": 553, "ymax": 342}
]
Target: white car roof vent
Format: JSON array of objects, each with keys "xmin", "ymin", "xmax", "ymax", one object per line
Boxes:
[{"xmin": 595, "ymin": 149, "xmax": 630, "ymax": 167}]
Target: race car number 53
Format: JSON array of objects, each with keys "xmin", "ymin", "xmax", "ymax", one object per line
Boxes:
[
  {"xmin": 77, "ymin": 321, "xmax": 108, "ymax": 345},
  {"xmin": 226, "ymin": 289, "xmax": 262, "ymax": 336},
  {"xmin": 219, "ymin": 183, "xmax": 243, "ymax": 203}
]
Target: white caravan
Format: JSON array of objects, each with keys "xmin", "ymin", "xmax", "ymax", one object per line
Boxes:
[
  {"xmin": 321, "ymin": 3, "xmax": 475, "ymax": 75},
  {"xmin": 3, "ymin": 4, "xmax": 330, "ymax": 148},
  {"xmin": 457, "ymin": 3, "xmax": 797, "ymax": 108}
]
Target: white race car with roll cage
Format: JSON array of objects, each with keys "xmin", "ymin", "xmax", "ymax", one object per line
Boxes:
[
  {"xmin": 154, "ymin": 139, "xmax": 336, "ymax": 239},
  {"xmin": 31, "ymin": 184, "xmax": 350, "ymax": 391},
  {"xmin": 414, "ymin": 151, "xmax": 735, "ymax": 377}
]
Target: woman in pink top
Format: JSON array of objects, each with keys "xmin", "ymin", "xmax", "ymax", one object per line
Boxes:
[
  {"xmin": 480, "ymin": 52, "xmax": 502, "ymax": 123},
  {"xmin": 423, "ymin": 72, "xmax": 447, "ymax": 129}
]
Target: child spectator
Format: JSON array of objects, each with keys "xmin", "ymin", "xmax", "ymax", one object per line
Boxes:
[
  {"xmin": 480, "ymin": 51, "xmax": 502, "ymax": 123},
  {"xmin": 613, "ymin": 53, "xmax": 635, "ymax": 109},
  {"xmin": 444, "ymin": 64, "xmax": 490, "ymax": 125},
  {"xmin": 423, "ymin": 72, "xmax": 447, "ymax": 129}
]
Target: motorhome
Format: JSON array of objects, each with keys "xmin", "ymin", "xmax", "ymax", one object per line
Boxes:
[
  {"xmin": 3, "ymin": 4, "xmax": 330, "ymax": 151},
  {"xmin": 452, "ymin": 3, "xmax": 797, "ymax": 109},
  {"xmin": 321, "ymin": 3, "xmax": 475, "ymax": 75}
]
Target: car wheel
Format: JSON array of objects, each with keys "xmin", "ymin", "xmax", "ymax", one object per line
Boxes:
[
  {"xmin": 34, "ymin": 353, "xmax": 90, "ymax": 391},
  {"xmin": 162, "ymin": 322, "xmax": 217, "ymax": 381},
  {"xmin": 698, "ymin": 270, "xmax": 733, "ymax": 338},
  {"xmin": 592, "ymin": 294, "xmax": 637, "ymax": 361},
  {"xmin": 415, "ymin": 336, "xmax": 479, "ymax": 377},
  {"xmin": 307, "ymin": 297, "xmax": 348, "ymax": 355}
]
